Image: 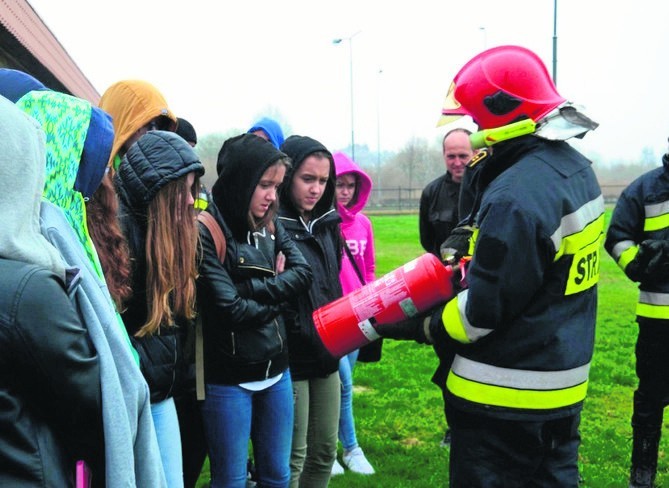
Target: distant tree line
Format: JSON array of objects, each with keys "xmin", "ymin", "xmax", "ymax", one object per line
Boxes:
[{"xmin": 196, "ymin": 131, "xmax": 662, "ymax": 205}]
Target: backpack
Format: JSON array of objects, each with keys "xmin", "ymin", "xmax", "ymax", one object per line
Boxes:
[{"xmin": 195, "ymin": 210, "xmax": 226, "ymax": 400}]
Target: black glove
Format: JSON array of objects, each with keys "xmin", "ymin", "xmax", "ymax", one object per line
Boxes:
[
  {"xmin": 440, "ymin": 225, "xmax": 474, "ymax": 264},
  {"xmin": 627, "ymin": 239, "xmax": 669, "ymax": 282},
  {"xmin": 371, "ymin": 315, "xmax": 433, "ymax": 344}
]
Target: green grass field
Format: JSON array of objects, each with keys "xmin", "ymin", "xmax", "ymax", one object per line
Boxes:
[{"xmin": 198, "ymin": 211, "xmax": 659, "ymax": 487}]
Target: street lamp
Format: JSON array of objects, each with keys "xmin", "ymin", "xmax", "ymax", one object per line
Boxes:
[
  {"xmin": 376, "ymin": 68, "xmax": 383, "ymax": 194},
  {"xmin": 333, "ymin": 30, "xmax": 361, "ymax": 161},
  {"xmin": 552, "ymin": 0, "xmax": 558, "ymax": 85}
]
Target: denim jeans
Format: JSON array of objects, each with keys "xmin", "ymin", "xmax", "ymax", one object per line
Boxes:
[
  {"xmin": 151, "ymin": 397, "xmax": 184, "ymax": 488},
  {"xmin": 338, "ymin": 349, "xmax": 359, "ymax": 451},
  {"xmin": 202, "ymin": 370, "xmax": 293, "ymax": 488}
]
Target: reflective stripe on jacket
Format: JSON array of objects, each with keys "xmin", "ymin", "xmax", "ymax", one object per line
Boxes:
[{"xmin": 605, "ymin": 155, "xmax": 669, "ymax": 319}]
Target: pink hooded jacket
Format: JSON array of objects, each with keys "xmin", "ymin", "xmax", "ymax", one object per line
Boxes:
[{"xmin": 333, "ymin": 152, "xmax": 376, "ymax": 294}]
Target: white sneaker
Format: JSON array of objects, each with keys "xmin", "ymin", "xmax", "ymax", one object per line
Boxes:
[
  {"xmin": 331, "ymin": 459, "xmax": 345, "ymax": 476},
  {"xmin": 343, "ymin": 447, "xmax": 375, "ymax": 475}
]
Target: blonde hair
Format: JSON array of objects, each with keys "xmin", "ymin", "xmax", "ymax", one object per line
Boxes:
[{"xmin": 136, "ymin": 175, "xmax": 199, "ymax": 337}]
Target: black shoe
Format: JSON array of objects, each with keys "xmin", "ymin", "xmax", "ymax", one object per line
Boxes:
[
  {"xmin": 629, "ymin": 467, "xmax": 656, "ymax": 488},
  {"xmin": 439, "ymin": 428, "xmax": 451, "ymax": 448}
]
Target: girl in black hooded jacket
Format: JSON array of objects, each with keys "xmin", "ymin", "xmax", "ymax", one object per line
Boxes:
[
  {"xmin": 197, "ymin": 133, "xmax": 312, "ymax": 488},
  {"xmin": 278, "ymin": 135, "xmax": 344, "ymax": 488},
  {"xmin": 115, "ymin": 130, "xmax": 204, "ymax": 488}
]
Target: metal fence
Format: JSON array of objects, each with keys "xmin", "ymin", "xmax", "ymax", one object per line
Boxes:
[{"xmin": 366, "ymin": 184, "xmax": 627, "ymax": 213}]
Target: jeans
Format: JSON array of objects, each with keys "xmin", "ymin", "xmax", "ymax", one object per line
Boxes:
[
  {"xmin": 151, "ymin": 397, "xmax": 184, "ymax": 488},
  {"xmin": 290, "ymin": 372, "xmax": 341, "ymax": 488},
  {"xmin": 338, "ymin": 349, "xmax": 359, "ymax": 451},
  {"xmin": 202, "ymin": 371, "xmax": 294, "ymax": 488}
]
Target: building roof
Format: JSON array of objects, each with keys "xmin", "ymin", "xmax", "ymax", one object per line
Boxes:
[{"xmin": 0, "ymin": 0, "xmax": 99, "ymax": 103}]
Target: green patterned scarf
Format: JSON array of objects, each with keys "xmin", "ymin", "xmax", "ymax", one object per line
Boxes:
[{"xmin": 17, "ymin": 91, "xmax": 104, "ymax": 278}]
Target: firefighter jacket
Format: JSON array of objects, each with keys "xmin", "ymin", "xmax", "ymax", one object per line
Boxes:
[
  {"xmin": 437, "ymin": 136, "xmax": 604, "ymax": 421},
  {"xmin": 605, "ymin": 153, "xmax": 669, "ymax": 320}
]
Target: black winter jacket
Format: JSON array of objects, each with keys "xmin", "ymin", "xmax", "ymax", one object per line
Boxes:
[
  {"xmin": 197, "ymin": 203, "xmax": 313, "ymax": 384},
  {"xmin": 115, "ymin": 131, "xmax": 204, "ymax": 402},
  {"xmin": 279, "ymin": 135, "xmax": 344, "ymax": 380},
  {"xmin": 201, "ymin": 133, "xmax": 313, "ymax": 384},
  {"xmin": 0, "ymin": 260, "xmax": 103, "ymax": 487},
  {"xmin": 419, "ymin": 172, "xmax": 461, "ymax": 256}
]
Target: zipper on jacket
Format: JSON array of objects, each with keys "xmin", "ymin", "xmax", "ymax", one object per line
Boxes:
[
  {"xmin": 231, "ymin": 331, "xmax": 236, "ymax": 355},
  {"xmin": 265, "ymin": 360, "xmax": 272, "ymax": 379},
  {"xmin": 274, "ymin": 318, "xmax": 283, "ymax": 351},
  {"xmin": 164, "ymin": 338, "xmax": 178, "ymax": 400}
]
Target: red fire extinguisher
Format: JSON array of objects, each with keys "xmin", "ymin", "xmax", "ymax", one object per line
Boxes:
[{"xmin": 313, "ymin": 253, "xmax": 456, "ymax": 358}]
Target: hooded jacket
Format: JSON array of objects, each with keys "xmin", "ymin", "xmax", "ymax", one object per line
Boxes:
[
  {"xmin": 0, "ymin": 95, "xmax": 104, "ymax": 487},
  {"xmin": 13, "ymin": 90, "xmax": 166, "ymax": 486},
  {"xmin": 247, "ymin": 117, "xmax": 285, "ymax": 148},
  {"xmin": 99, "ymin": 79, "xmax": 177, "ymax": 168},
  {"xmin": 115, "ymin": 131, "xmax": 204, "ymax": 402},
  {"xmin": 279, "ymin": 135, "xmax": 343, "ymax": 379},
  {"xmin": 197, "ymin": 133, "xmax": 313, "ymax": 384},
  {"xmin": 333, "ymin": 151, "xmax": 375, "ymax": 294}
]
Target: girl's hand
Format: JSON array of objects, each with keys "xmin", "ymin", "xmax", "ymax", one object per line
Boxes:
[{"xmin": 275, "ymin": 251, "xmax": 286, "ymax": 274}]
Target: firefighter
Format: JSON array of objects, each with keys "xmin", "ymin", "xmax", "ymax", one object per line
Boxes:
[
  {"xmin": 605, "ymin": 140, "xmax": 669, "ymax": 488},
  {"xmin": 375, "ymin": 45, "xmax": 603, "ymax": 486}
]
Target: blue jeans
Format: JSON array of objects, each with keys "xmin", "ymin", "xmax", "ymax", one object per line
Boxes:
[
  {"xmin": 338, "ymin": 349, "xmax": 359, "ymax": 451},
  {"xmin": 202, "ymin": 371, "xmax": 293, "ymax": 488},
  {"xmin": 151, "ymin": 397, "xmax": 184, "ymax": 488}
]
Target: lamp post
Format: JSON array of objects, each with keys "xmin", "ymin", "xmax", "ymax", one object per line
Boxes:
[
  {"xmin": 552, "ymin": 0, "xmax": 558, "ymax": 85},
  {"xmin": 333, "ymin": 31, "xmax": 361, "ymax": 161},
  {"xmin": 376, "ymin": 68, "xmax": 383, "ymax": 196}
]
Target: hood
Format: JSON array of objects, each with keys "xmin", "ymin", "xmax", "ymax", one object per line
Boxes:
[
  {"xmin": 279, "ymin": 135, "xmax": 336, "ymax": 220},
  {"xmin": 247, "ymin": 117, "xmax": 285, "ymax": 148},
  {"xmin": 99, "ymin": 79, "xmax": 177, "ymax": 166},
  {"xmin": 176, "ymin": 117, "xmax": 197, "ymax": 145},
  {"xmin": 333, "ymin": 151, "xmax": 372, "ymax": 218},
  {"xmin": 0, "ymin": 68, "xmax": 49, "ymax": 102},
  {"xmin": 212, "ymin": 133, "xmax": 287, "ymax": 239},
  {"xmin": 115, "ymin": 130, "xmax": 204, "ymax": 218},
  {"xmin": 16, "ymin": 90, "xmax": 113, "ymax": 278},
  {"xmin": 0, "ymin": 95, "xmax": 65, "ymax": 277}
]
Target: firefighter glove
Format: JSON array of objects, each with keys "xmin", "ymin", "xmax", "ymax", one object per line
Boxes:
[
  {"xmin": 440, "ymin": 225, "xmax": 475, "ymax": 264},
  {"xmin": 372, "ymin": 315, "xmax": 433, "ymax": 344}
]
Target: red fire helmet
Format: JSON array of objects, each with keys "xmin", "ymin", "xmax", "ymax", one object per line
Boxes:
[{"xmin": 438, "ymin": 45, "xmax": 566, "ymax": 130}]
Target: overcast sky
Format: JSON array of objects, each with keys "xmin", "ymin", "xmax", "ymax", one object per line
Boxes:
[{"xmin": 27, "ymin": 0, "xmax": 669, "ymax": 165}]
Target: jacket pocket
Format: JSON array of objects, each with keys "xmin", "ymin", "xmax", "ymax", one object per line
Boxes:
[{"xmin": 223, "ymin": 319, "xmax": 284, "ymax": 364}]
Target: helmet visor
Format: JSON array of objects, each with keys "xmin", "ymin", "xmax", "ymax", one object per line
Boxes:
[{"xmin": 437, "ymin": 82, "xmax": 468, "ymax": 127}]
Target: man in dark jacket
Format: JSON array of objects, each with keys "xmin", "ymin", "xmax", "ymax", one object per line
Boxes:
[
  {"xmin": 419, "ymin": 127, "xmax": 474, "ymax": 257},
  {"xmin": 605, "ymin": 141, "xmax": 669, "ymax": 488},
  {"xmin": 375, "ymin": 45, "xmax": 603, "ymax": 487}
]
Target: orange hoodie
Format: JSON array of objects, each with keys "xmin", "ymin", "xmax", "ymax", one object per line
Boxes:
[{"xmin": 99, "ymin": 79, "xmax": 176, "ymax": 168}]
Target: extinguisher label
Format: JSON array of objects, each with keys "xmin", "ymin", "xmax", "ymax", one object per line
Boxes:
[
  {"xmin": 349, "ymin": 275, "xmax": 410, "ymax": 322},
  {"xmin": 357, "ymin": 319, "xmax": 381, "ymax": 341},
  {"xmin": 399, "ymin": 298, "xmax": 418, "ymax": 317}
]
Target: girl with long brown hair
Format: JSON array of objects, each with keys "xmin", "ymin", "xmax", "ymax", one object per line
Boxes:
[{"xmin": 114, "ymin": 130, "xmax": 204, "ymax": 488}]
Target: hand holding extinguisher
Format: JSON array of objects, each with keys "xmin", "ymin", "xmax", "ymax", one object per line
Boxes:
[{"xmin": 313, "ymin": 253, "xmax": 462, "ymax": 358}]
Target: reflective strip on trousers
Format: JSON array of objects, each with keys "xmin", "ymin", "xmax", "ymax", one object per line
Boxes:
[{"xmin": 637, "ymin": 291, "xmax": 669, "ymax": 319}]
